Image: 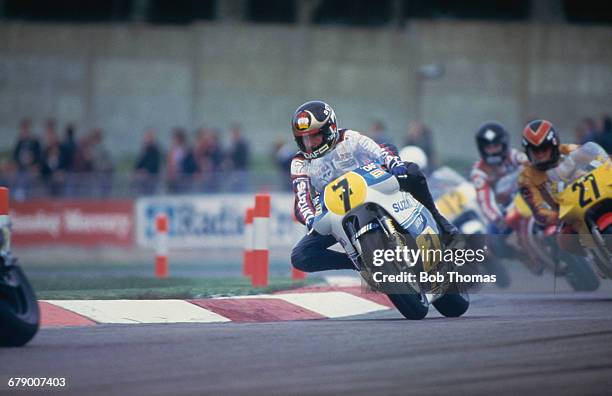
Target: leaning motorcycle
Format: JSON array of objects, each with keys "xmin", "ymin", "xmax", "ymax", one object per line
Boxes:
[
  {"xmin": 547, "ymin": 142, "xmax": 612, "ymax": 278},
  {"xmin": 504, "ymin": 165, "xmax": 601, "ymax": 291},
  {"xmin": 312, "ymin": 163, "xmax": 469, "ymax": 320},
  {"xmin": 0, "ymin": 191, "xmax": 39, "ymax": 347}
]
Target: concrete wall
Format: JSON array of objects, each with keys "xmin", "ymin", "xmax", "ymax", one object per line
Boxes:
[{"xmin": 0, "ymin": 21, "xmax": 611, "ymax": 161}]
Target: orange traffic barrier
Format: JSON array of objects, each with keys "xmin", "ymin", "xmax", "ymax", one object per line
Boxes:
[
  {"xmin": 155, "ymin": 213, "xmax": 169, "ymax": 278},
  {"xmin": 0, "ymin": 187, "xmax": 8, "ymax": 216},
  {"xmin": 243, "ymin": 207, "xmax": 255, "ymax": 277},
  {"xmin": 0, "ymin": 187, "xmax": 10, "ymax": 253},
  {"xmin": 252, "ymin": 194, "xmax": 270, "ymax": 287}
]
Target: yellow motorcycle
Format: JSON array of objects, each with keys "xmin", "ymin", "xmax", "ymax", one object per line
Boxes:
[
  {"xmin": 547, "ymin": 142, "xmax": 612, "ymax": 278},
  {"xmin": 504, "ymin": 171, "xmax": 601, "ymax": 291}
]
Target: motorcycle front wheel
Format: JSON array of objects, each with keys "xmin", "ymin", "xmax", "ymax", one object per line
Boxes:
[
  {"xmin": 0, "ymin": 264, "xmax": 40, "ymax": 347},
  {"xmin": 563, "ymin": 254, "xmax": 600, "ymax": 292},
  {"xmin": 590, "ymin": 222, "xmax": 612, "ymax": 278},
  {"xmin": 358, "ymin": 225, "xmax": 429, "ymax": 320}
]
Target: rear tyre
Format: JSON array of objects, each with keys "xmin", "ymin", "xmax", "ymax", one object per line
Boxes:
[
  {"xmin": 359, "ymin": 226, "xmax": 429, "ymax": 320},
  {"xmin": 433, "ymin": 293, "xmax": 470, "ymax": 317},
  {"xmin": 0, "ymin": 264, "xmax": 40, "ymax": 347}
]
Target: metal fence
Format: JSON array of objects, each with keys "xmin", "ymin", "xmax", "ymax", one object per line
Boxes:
[{"xmin": 1, "ymin": 169, "xmax": 291, "ymax": 200}]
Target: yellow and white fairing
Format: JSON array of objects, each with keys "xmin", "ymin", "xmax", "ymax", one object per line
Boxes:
[
  {"xmin": 547, "ymin": 142, "xmax": 612, "ymax": 240},
  {"xmin": 430, "ymin": 167, "xmax": 484, "ymax": 234},
  {"xmin": 312, "ymin": 163, "xmax": 440, "ymax": 264}
]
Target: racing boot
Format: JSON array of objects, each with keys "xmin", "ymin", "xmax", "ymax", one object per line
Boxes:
[{"xmin": 396, "ymin": 165, "xmax": 464, "ymax": 249}]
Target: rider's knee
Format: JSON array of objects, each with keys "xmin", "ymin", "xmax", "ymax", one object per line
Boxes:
[
  {"xmin": 291, "ymin": 249, "xmax": 311, "ymax": 272},
  {"xmin": 290, "ymin": 248, "xmax": 313, "ymax": 273}
]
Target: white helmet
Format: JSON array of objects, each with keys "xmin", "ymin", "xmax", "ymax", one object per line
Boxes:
[{"xmin": 399, "ymin": 145, "xmax": 428, "ymax": 170}]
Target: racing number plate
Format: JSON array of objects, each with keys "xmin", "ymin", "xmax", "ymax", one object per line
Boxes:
[
  {"xmin": 324, "ymin": 172, "xmax": 368, "ymax": 215},
  {"xmin": 571, "ymin": 173, "xmax": 601, "ymax": 208},
  {"xmin": 415, "ymin": 225, "xmax": 442, "ymax": 273}
]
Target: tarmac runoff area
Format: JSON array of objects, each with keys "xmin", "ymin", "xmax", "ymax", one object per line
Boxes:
[{"xmin": 2, "ymin": 288, "xmax": 612, "ymax": 395}]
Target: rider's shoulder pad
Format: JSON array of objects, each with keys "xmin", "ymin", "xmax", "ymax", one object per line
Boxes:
[{"xmin": 290, "ymin": 155, "xmax": 308, "ymax": 177}]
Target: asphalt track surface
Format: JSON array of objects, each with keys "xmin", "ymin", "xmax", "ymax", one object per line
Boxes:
[{"xmin": 2, "ymin": 293, "xmax": 612, "ymax": 396}]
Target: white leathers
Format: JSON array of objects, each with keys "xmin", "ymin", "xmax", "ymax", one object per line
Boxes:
[
  {"xmin": 291, "ymin": 130, "xmax": 399, "ymax": 193},
  {"xmin": 291, "ymin": 129, "xmax": 400, "ymax": 225}
]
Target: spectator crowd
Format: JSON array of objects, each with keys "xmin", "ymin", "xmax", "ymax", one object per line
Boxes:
[
  {"xmin": 2, "ymin": 113, "xmax": 611, "ymax": 200},
  {"xmin": 2, "ymin": 118, "xmax": 251, "ymax": 199}
]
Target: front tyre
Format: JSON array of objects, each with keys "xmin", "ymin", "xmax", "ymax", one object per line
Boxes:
[
  {"xmin": 563, "ymin": 255, "xmax": 600, "ymax": 292},
  {"xmin": 358, "ymin": 226, "xmax": 429, "ymax": 320},
  {"xmin": 387, "ymin": 293, "xmax": 429, "ymax": 320},
  {"xmin": 0, "ymin": 264, "xmax": 40, "ymax": 347},
  {"xmin": 590, "ymin": 222, "xmax": 612, "ymax": 278}
]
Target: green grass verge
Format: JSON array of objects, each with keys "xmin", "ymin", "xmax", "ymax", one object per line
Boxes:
[{"xmin": 32, "ymin": 276, "xmax": 322, "ymax": 300}]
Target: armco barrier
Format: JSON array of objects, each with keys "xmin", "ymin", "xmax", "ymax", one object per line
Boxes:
[{"xmin": 11, "ymin": 200, "xmax": 134, "ymax": 247}]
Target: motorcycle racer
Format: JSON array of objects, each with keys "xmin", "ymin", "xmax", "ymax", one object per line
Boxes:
[
  {"xmin": 516, "ymin": 119, "xmax": 594, "ymax": 257},
  {"xmin": 289, "ymin": 100, "xmax": 458, "ymax": 273},
  {"xmin": 470, "ymin": 121, "xmax": 527, "ymax": 234},
  {"xmin": 518, "ymin": 119, "xmax": 578, "ymax": 227}
]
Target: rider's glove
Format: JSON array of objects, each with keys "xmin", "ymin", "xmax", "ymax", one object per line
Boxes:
[{"xmin": 389, "ymin": 159, "xmax": 409, "ymax": 177}]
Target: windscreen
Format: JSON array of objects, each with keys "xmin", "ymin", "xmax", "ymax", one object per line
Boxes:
[{"xmin": 547, "ymin": 142, "xmax": 609, "ymax": 186}]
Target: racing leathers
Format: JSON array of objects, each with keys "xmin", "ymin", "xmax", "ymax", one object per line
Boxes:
[
  {"xmin": 290, "ymin": 128, "xmax": 457, "ymax": 273},
  {"xmin": 517, "ymin": 144, "xmax": 579, "ymax": 227},
  {"xmin": 470, "ymin": 148, "xmax": 527, "ymax": 233},
  {"xmin": 517, "ymin": 144, "xmax": 583, "ymax": 254}
]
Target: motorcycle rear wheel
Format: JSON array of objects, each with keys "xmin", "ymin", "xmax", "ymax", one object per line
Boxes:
[
  {"xmin": 0, "ymin": 264, "xmax": 40, "ymax": 347},
  {"xmin": 432, "ymin": 290, "xmax": 470, "ymax": 318}
]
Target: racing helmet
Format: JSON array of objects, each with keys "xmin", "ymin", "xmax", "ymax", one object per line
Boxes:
[
  {"xmin": 291, "ymin": 100, "xmax": 339, "ymax": 159},
  {"xmin": 521, "ymin": 119, "xmax": 560, "ymax": 171},
  {"xmin": 475, "ymin": 121, "xmax": 509, "ymax": 165},
  {"xmin": 399, "ymin": 145, "xmax": 428, "ymax": 170}
]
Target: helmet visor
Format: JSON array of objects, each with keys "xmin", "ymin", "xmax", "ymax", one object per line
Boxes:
[
  {"xmin": 298, "ymin": 133, "xmax": 324, "ymax": 153},
  {"xmin": 484, "ymin": 143, "xmax": 504, "ymax": 156},
  {"xmin": 528, "ymin": 146, "xmax": 553, "ymax": 165}
]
